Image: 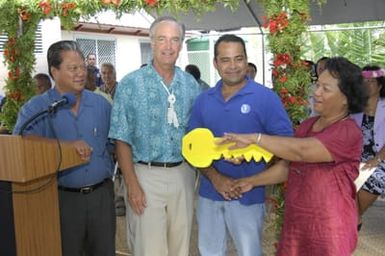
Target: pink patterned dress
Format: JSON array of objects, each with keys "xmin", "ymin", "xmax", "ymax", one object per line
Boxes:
[{"xmin": 277, "ymin": 117, "xmax": 362, "ymax": 256}]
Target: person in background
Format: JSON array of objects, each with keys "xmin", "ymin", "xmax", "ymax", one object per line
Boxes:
[
  {"xmin": 222, "ymin": 57, "xmax": 369, "ymax": 256},
  {"xmin": 85, "ymin": 65, "xmax": 112, "ymax": 103},
  {"xmin": 13, "ymin": 40, "xmax": 115, "ymax": 256},
  {"xmin": 98, "ymin": 63, "xmax": 125, "ymax": 216},
  {"xmin": 0, "ymin": 96, "xmax": 9, "ymax": 134},
  {"xmin": 352, "ymin": 65, "xmax": 385, "ymax": 231},
  {"xmin": 315, "ymin": 56, "xmax": 329, "ymax": 79},
  {"xmin": 86, "ymin": 53, "xmax": 102, "ymax": 87},
  {"xmin": 185, "ymin": 64, "xmax": 210, "ymax": 91},
  {"xmin": 100, "ymin": 63, "xmax": 118, "ymax": 99},
  {"xmin": 109, "ymin": 16, "xmax": 200, "ymax": 256},
  {"xmin": 33, "ymin": 73, "xmax": 52, "ymax": 94},
  {"xmin": 247, "ymin": 62, "xmax": 257, "ymax": 81},
  {"xmin": 188, "ymin": 34, "xmax": 293, "ymax": 256}
]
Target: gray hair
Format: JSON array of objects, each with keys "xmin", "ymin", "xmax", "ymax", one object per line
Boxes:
[
  {"xmin": 47, "ymin": 40, "xmax": 84, "ymax": 78},
  {"xmin": 149, "ymin": 16, "xmax": 185, "ymax": 42},
  {"xmin": 101, "ymin": 63, "xmax": 116, "ymax": 78}
]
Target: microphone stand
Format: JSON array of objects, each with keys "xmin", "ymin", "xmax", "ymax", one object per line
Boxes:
[{"xmin": 18, "ymin": 106, "xmax": 58, "ymax": 136}]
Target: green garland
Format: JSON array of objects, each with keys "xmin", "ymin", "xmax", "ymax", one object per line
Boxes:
[
  {"xmin": 0, "ymin": 0, "xmax": 240, "ymax": 131},
  {"xmin": 260, "ymin": 0, "xmax": 311, "ymax": 243}
]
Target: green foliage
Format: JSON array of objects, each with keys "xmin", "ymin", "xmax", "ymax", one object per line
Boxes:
[{"xmin": 303, "ymin": 21, "xmax": 385, "ymax": 68}]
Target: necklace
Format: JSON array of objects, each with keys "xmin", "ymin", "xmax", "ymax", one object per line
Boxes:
[{"xmin": 160, "ymin": 81, "xmax": 179, "ymax": 128}]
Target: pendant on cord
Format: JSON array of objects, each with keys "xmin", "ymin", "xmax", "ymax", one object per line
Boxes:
[{"xmin": 167, "ymin": 94, "xmax": 179, "ymax": 128}]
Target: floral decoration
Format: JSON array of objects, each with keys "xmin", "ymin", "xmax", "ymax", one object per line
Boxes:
[
  {"xmin": 0, "ymin": 0, "xmax": 239, "ymax": 131},
  {"xmin": 260, "ymin": 0, "xmax": 317, "ymax": 243}
]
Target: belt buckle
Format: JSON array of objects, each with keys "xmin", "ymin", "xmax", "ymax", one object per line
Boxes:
[{"xmin": 80, "ymin": 187, "xmax": 92, "ymax": 194}]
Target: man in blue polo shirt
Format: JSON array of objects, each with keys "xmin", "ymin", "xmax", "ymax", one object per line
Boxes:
[
  {"xmin": 13, "ymin": 40, "xmax": 115, "ymax": 256},
  {"xmin": 188, "ymin": 34, "xmax": 293, "ymax": 256}
]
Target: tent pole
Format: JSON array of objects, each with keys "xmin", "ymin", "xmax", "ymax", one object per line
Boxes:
[{"xmin": 243, "ymin": 0, "xmax": 266, "ymax": 85}]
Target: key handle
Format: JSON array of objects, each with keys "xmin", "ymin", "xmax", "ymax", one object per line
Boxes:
[{"xmin": 182, "ymin": 128, "xmax": 274, "ymax": 168}]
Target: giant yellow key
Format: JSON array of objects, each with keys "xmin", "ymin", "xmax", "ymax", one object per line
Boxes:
[{"xmin": 182, "ymin": 128, "xmax": 274, "ymax": 168}]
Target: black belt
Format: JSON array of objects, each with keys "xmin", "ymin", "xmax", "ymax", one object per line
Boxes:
[
  {"xmin": 138, "ymin": 161, "xmax": 183, "ymax": 168},
  {"xmin": 58, "ymin": 179, "xmax": 109, "ymax": 194}
]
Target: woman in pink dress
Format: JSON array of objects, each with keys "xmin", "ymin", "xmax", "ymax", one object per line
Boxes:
[{"xmin": 221, "ymin": 57, "xmax": 369, "ymax": 255}]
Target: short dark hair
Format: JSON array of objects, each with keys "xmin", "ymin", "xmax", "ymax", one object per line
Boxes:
[
  {"xmin": 33, "ymin": 73, "xmax": 52, "ymax": 87},
  {"xmin": 325, "ymin": 57, "xmax": 368, "ymax": 113},
  {"xmin": 362, "ymin": 65, "xmax": 385, "ymax": 98},
  {"xmin": 214, "ymin": 34, "xmax": 247, "ymax": 60},
  {"xmin": 185, "ymin": 64, "xmax": 201, "ymax": 80},
  {"xmin": 47, "ymin": 40, "xmax": 84, "ymax": 78},
  {"xmin": 248, "ymin": 62, "xmax": 257, "ymax": 72}
]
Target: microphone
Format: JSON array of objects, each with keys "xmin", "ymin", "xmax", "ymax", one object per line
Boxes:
[
  {"xmin": 18, "ymin": 93, "xmax": 76, "ymax": 136},
  {"xmin": 48, "ymin": 93, "xmax": 76, "ymax": 112}
]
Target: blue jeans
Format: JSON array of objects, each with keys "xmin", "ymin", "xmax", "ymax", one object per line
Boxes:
[{"xmin": 197, "ymin": 196, "xmax": 265, "ymax": 256}]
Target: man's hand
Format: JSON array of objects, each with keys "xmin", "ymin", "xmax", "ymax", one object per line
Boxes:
[
  {"xmin": 72, "ymin": 140, "xmax": 93, "ymax": 161},
  {"xmin": 127, "ymin": 180, "xmax": 147, "ymax": 215},
  {"xmin": 210, "ymin": 172, "xmax": 242, "ymax": 200},
  {"xmin": 231, "ymin": 177, "xmax": 255, "ymax": 194}
]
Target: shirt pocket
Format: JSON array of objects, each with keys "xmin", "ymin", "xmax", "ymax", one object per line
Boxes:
[{"xmin": 90, "ymin": 119, "xmax": 109, "ymax": 157}]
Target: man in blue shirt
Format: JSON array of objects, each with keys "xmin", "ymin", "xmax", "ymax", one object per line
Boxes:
[
  {"xmin": 109, "ymin": 16, "xmax": 200, "ymax": 256},
  {"xmin": 13, "ymin": 41, "xmax": 115, "ymax": 256},
  {"xmin": 188, "ymin": 34, "xmax": 293, "ymax": 256},
  {"xmin": 86, "ymin": 53, "xmax": 103, "ymax": 87}
]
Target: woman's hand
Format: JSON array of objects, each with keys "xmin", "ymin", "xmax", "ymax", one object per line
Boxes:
[{"xmin": 218, "ymin": 133, "xmax": 256, "ymax": 149}]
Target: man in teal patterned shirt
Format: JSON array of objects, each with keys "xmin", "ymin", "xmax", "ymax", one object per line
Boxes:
[{"xmin": 109, "ymin": 16, "xmax": 200, "ymax": 256}]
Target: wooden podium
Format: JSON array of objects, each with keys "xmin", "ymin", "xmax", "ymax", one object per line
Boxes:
[{"xmin": 0, "ymin": 135, "xmax": 86, "ymax": 256}]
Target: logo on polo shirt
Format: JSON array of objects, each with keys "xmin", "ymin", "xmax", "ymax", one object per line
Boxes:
[{"xmin": 240, "ymin": 104, "xmax": 251, "ymax": 114}]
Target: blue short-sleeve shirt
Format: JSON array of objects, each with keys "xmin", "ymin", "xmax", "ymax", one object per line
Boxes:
[
  {"xmin": 109, "ymin": 64, "xmax": 200, "ymax": 162},
  {"xmin": 13, "ymin": 88, "xmax": 114, "ymax": 187},
  {"xmin": 188, "ymin": 79, "xmax": 294, "ymax": 205}
]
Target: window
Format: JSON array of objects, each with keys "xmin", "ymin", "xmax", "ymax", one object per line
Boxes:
[
  {"xmin": 140, "ymin": 42, "xmax": 152, "ymax": 65},
  {"xmin": 76, "ymin": 38, "xmax": 116, "ymax": 66},
  {"xmin": 0, "ymin": 25, "xmax": 43, "ymax": 54}
]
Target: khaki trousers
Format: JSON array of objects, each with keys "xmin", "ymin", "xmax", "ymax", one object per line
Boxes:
[{"xmin": 125, "ymin": 162, "xmax": 196, "ymax": 256}]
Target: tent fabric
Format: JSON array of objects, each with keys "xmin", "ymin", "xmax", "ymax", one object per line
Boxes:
[{"xmin": 174, "ymin": 0, "xmax": 385, "ymax": 31}]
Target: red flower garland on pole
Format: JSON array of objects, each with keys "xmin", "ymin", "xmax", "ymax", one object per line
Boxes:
[{"xmin": 262, "ymin": 0, "xmax": 313, "ymax": 246}]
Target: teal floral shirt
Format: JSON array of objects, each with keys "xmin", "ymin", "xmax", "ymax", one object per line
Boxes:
[{"xmin": 109, "ymin": 64, "xmax": 200, "ymax": 162}]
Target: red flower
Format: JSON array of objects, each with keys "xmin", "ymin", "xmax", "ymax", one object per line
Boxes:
[
  {"xmin": 279, "ymin": 76, "xmax": 288, "ymax": 83},
  {"xmin": 8, "ymin": 68, "xmax": 21, "ymax": 81},
  {"xmin": 7, "ymin": 90, "xmax": 23, "ymax": 102},
  {"xmin": 279, "ymin": 87, "xmax": 289, "ymax": 95},
  {"xmin": 272, "ymin": 68, "xmax": 279, "ymax": 77},
  {"xmin": 273, "ymin": 53, "xmax": 292, "ymax": 68},
  {"xmin": 145, "ymin": 0, "xmax": 158, "ymax": 7},
  {"xmin": 61, "ymin": 2, "xmax": 76, "ymax": 17},
  {"xmin": 111, "ymin": 0, "xmax": 121, "ymax": 6},
  {"xmin": 264, "ymin": 11, "xmax": 289, "ymax": 34},
  {"xmin": 18, "ymin": 8, "xmax": 31, "ymax": 21},
  {"xmin": 288, "ymin": 96, "xmax": 296, "ymax": 104},
  {"xmin": 39, "ymin": 0, "xmax": 52, "ymax": 16}
]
